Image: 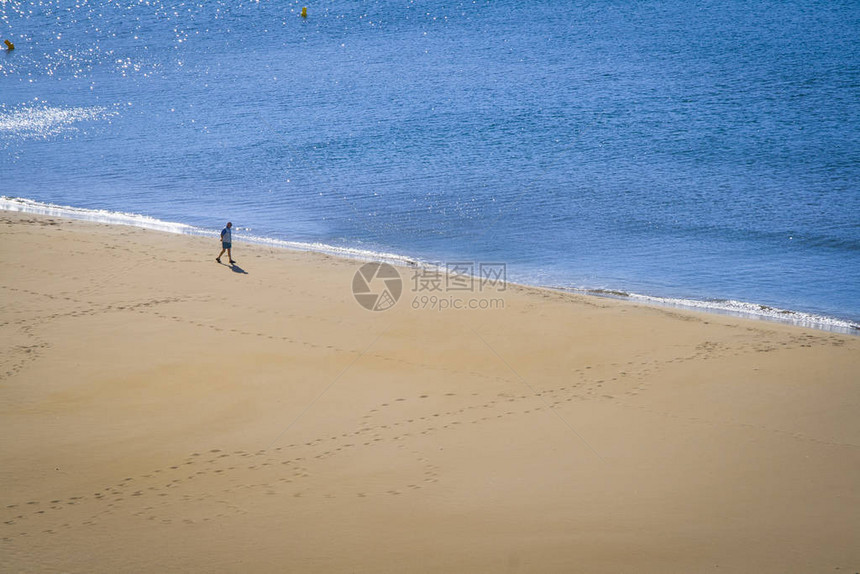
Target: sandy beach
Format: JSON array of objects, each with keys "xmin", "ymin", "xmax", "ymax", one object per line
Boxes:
[{"xmin": 1, "ymin": 211, "xmax": 858, "ymax": 573}]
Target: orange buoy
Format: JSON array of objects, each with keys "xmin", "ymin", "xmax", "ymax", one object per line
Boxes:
[
  {"xmin": 3, "ymin": 39, "xmax": 14, "ymax": 51},
  {"xmin": 301, "ymin": 6, "xmax": 307, "ymax": 18}
]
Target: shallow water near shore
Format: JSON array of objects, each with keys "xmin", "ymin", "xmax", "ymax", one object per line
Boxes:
[{"xmin": 2, "ymin": 0, "xmax": 859, "ymax": 326}]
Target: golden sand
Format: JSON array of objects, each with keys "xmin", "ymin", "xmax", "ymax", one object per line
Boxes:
[{"xmin": 1, "ymin": 211, "xmax": 858, "ymax": 572}]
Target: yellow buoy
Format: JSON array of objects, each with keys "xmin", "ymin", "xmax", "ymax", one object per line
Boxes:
[
  {"xmin": 3, "ymin": 39, "xmax": 14, "ymax": 51},
  {"xmin": 301, "ymin": 6, "xmax": 307, "ymax": 18}
]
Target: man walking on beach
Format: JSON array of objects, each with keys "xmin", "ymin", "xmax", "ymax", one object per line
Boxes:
[{"xmin": 216, "ymin": 221, "xmax": 235, "ymax": 264}]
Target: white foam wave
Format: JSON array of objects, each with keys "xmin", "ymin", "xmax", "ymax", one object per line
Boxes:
[
  {"xmin": 568, "ymin": 288, "xmax": 859, "ymax": 334},
  {"xmin": 0, "ymin": 105, "xmax": 117, "ymax": 139},
  {"xmin": 0, "ymin": 197, "xmax": 420, "ymax": 267},
  {"xmin": 236, "ymin": 234, "xmax": 420, "ymax": 266},
  {"xmin": 0, "ymin": 196, "xmax": 203, "ymax": 235},
  {"xmin": 634, "ymin": 294, "xmax": 857, "ymax": 331}
]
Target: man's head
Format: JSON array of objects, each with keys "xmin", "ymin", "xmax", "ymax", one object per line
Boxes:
[{"xmin": 227, "ymin": 222, "xmax": 232, "ymax": 228}]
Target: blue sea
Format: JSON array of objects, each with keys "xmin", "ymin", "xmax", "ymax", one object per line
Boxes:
[{"xmin": 2, "ymin": 0, "xmax": 859, "ymax": 331}]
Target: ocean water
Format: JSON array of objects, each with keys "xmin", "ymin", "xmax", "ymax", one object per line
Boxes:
[{"xmin": 2, "ymin": 0, "xmax": 859, "ymax": 330}]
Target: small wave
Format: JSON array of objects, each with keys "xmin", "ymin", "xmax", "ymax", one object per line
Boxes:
[
  {"xmin": 562, "ymin": 287, "xmax": 860, "ymax": 335},
  {"xmin": 0, "ymin": 196, "xmax": 421, "ymax": 267},
  {"xmin": 0, "ymin": 196, "xmax": 203, "ymax": 235},
  {"xmin": 236, "ymin": 234, "xmax": 420, "ymax": 267},
  {"xmin": 0, "ymin": 104, "xmax": 117, "ymax": 139}
]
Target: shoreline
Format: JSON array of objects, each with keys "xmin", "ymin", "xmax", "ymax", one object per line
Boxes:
[
  {"xmin": 3, "ymin": 195, "xmax": 858, "ymax": 334},
  {"xmin": 1, "ymin": 210, "xmax": 859, "ymax": 572}
]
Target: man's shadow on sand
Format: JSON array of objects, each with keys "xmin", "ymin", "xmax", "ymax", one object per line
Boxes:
[{"xmin": 217, "ymin": 261, "xmax": 248, "ymax": 274}]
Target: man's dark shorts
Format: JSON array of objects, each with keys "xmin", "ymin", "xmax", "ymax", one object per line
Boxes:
[{"xmin": 222, "ymin": 241, "xmax": 232, "ymax": 249}]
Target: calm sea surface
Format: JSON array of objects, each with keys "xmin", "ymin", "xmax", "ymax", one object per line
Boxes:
[{"xmin": 2, "ymin": 0, "xmax": 859, "ymax": 327}]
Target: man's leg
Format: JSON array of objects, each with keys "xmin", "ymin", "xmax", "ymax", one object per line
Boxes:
[
  {"xmin": 217, "ymin": 246, "xmax": 226, "ymax": 262},
  {"xmin": 228, "ymin": 247, "xmax": 235, "ymax": 263}
]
